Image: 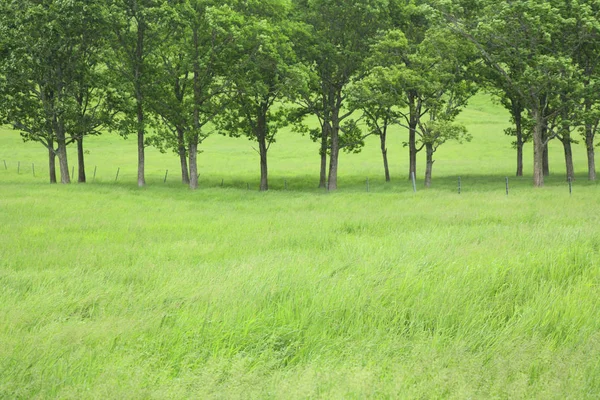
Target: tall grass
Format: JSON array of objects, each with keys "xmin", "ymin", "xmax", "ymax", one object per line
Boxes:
[{"xmin": 1, "ymin": 94, "xmax": 599, "ymax": 398}]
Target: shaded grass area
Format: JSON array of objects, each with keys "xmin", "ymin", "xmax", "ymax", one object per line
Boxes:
[{"xmin": 1, "ymin": 183, "xmax": 600, "ymax": 398}]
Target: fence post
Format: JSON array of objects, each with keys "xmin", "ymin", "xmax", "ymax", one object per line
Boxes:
[
  {"xmin": 505, "ymin": 177, "xmax": 509, "ymax": 196},
  {"xmin": 411, "ymin": 172, "xmax": 417, "ymax": 193},
  {"xmin": 3, "ymin": 160, "xmax": 6, "ymax": 170},
  {"xmin": 163, "ymin": 169, "xmax": 168, "ymax": 183},
  {"xmin": 458, "ymin": 176, "xmax": 461, "ymax": 194},
  {"xmin": 17, "ymin": 161, "xmax": 20, "ymax": 174},
  {"xmin": 115, "ymin": 167, "xmax": 120, "ymax": 182},
  {"xmin": 366, "ymin": 177, "xmax": 370, "ymax": 192},
  {"xmin": 93, "ymin": 166, "xmax": 97, "ymax": 182},
  {"xmin": 32, "ymin": 163, "xmax": 35, "ymax": 177},
  {"xmin": 221, "ymin": 178, "xmax": 224, "ymax": 187},
  {"xmin": 284, "ymin": 179, "xmax": 287, "ymax": 190}
]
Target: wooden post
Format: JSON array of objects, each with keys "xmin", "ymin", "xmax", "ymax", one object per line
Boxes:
[
  {"xmin": 506, "ymin": 177, "xmax": 509, "ymax": 196},
  {"xmin": 115, "ymin": 167, "xmax": 120, "ymax": 182},
  {"xmin": 93, "ymin": 166, "xmax": 97, "ymax": 182},
  {"xmin": 163, "ymin": 169, "xmax": 168, "ymax": 183},
  {"xmin": 458, "ymin": 176, "xmax": 461, "ymax": 194},
  {"xmin": 32, "ymin": 163, "xmax": 35, "ymax": 177}
]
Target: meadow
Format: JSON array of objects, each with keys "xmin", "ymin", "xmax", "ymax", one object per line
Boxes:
[{"xmin": 1, "ymin": 95, "xmax": 600, "ymax": 399}]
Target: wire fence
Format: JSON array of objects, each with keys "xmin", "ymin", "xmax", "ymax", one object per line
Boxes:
[{"xmin": 0, "ymin": 157, "xmax": 583, "ymax": 195}]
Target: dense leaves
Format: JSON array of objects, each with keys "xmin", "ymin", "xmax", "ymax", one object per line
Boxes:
[{"xmin": 0, "ymin": 0, "xmax": 599, "ymax": 188}]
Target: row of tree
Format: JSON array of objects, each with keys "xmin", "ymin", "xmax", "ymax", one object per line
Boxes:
[{"xmin": 0, "ymin": 0, "xmax": 598, "ymax": 190}]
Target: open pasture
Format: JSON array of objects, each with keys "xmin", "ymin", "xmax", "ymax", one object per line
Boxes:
[{"xmin": 1, "ymin": 95, "xmax": 600, "ymax": 398}]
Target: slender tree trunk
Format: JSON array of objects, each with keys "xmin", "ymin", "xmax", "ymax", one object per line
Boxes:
[
  {"xmin": 380, "ymin": 128, "xmax": 390, "ymax": 182},
  {"xmin": 177, "ymin": 127, "xmax": 190, "ymax": 184},
  {"xmin": 189, "ymin": 135, "xmax": 198, "ymax": 190},
  {"xmin": 586, "ymin": 127, "xmax": 596, "ymax": 181},
  {"xmin": 561, "ymin": 136, "xmax": 575, "ymax": 182},
  {"xmin": 327, "ymin": 111, "xmax": 340, "ymax": 191},
  {"xmin": 424, "ymin": 144, "xmax": 433, "ymax": 188},
  {"xmin": 258, "ymin": 135, "xmax": 268, "ymax": 191},
  {"xmin": 514, "ymin": 108, "xmax": 524, "ymax": 177},
  {"xmin": 319, "ymin": 122, "xmax": 329, "ymax": 188},
  {"xmin": 76, "ymin": 136, "xmax": 86, "ymax": 183},
  {"xmin": 532, "ymin": 108, "xmax": 544, "ymax": 187},
  {"xmin": 48, "ymin": 144, "xmax": 57, "ymax": 184},
  {"xmin": 408, "ymin": 92, "xmax": 418, "ymax": 180},
  {"xmin": 136, "ymin": 96, "xmax": 145, "ymax": 187}
]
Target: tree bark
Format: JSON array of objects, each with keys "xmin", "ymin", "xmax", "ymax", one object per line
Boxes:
[
  {"xmin": 532, "ymin": 108, "xmax": 544, "ymax": 187},
  {"xmin": 408, "ymin": 92, "xmax": 418, "ymax": 180},
  {"xmin": 188, "ymin": 135, "xmax": 198, "ymax": 190},
  {"xmin": 561, "ymin": 136, "xmax": 574, "ymax": 182},
  {"xmin": 48, "ymin": 144, "xmax": 57, "ymax": 184},
  {"xmin": 135, "ymin": 17, "xmax": 146, "ymax": 188},
  {"xmin": 76, "ymin": 136, "xmax": 86, "ymax": 183},
  {"xmin": 327, "ymin": 109, "xmax": 340, "ymax": 191},
  {"xmin": 380, "ymin": 127, "xmax": 390, "ymax": 182},
  {"xmin": 177, "ymin": 126, "xmax": 190, "ymax": 184},
  {"xmin": 586, "ymin": 128, "xmax": 596, "ymax": 181},
  {"xmin": 258, "ymin": 135, "xmax": 268, "ymax": 191},
  {"xmin": 54, "ymin": 118, "xmax": 70, "ymax": 184},
  {"xmin": 513, "ymin": 104, "xmax": 524, "ymax": 177},
  {"xmin": 424, "ymin": 143, "xmax": 433, "ymax": 188},
  {"xmin": 319, "ymin": 124, "xmax": 328, "ymax": 188}
]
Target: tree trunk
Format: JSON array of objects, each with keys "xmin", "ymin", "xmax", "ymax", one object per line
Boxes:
[
  {"xmin": 532, "ymin": 108, "xmax": 544, "ymax": 187},
  {"xmin": 424, "ymin": 143, "xmax": 433, "ymax": 188},
  {"xmin": 177, "ymin": 127, "xmax": 190, "ymax": 184},
  {"xmin": 380, "ymin": 128, "xmax": 390, "ymax": 182},
  {"xmin": 76, "ymin": 136, "xmax": 86, "ymax": 183},
  {"xmin": 258, "ymin": 135, "xmax": 268, "ymax": 191},
  {"xmin": 561, "ymin": 136, "xmax": 574, "ymax": 182},
  {"xmin": 586, "ymin": 127, "xmax": 596, "ymax": 181},
  {"xmin": 514, "ymin": 108, "xmax": 524, "ymax": 177},
  {"xmin": 189, "ymin": 134, "xmax": 198, "ymax": 190},
  {"xmin": 48, "ymin": 144, "xmax": 57, "ymax": 184},
  {"xmin": 55, "ymin": 120, "xmax": 70, "ymax": 184},
  {"xmin": 136, "ymin": 97, "xmax": 145, "ymax": 187},
  {"xmin": 408, "ymin": 92, "xmax": 418, "ymax": 180},
  {"xmin": 319, "ymin": 124, "xmax": 328, "ymax": 188},
  {"xmin": 327, "ymin": 112, "xmax": 340, "ymax": 191}
]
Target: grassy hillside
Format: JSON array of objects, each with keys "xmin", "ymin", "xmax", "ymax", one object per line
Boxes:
[{"xmin": 1, "ymin": 95, "xmax": 600, "ymax": 399}]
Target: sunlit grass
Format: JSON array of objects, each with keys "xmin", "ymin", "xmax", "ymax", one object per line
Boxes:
[{"xmin": 1, "ymin": 94, "xmax": 600, "ymax": 398}]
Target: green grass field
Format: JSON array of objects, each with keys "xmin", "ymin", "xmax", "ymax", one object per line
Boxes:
[{"xmin": 1, "ymin": 95, "xmax": 600, "ymax": 398}]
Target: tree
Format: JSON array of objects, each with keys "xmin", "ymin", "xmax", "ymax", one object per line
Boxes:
[
  {"xmin": 291, "ymin": 0, "xmax": 390, "ymax": 190},
  {"xmin": 146, "ymin": 1, "xmax": 240, "ymax": 189},
  {"xmin": 0, "ymin": 0, "xmax": 97, "ymax": 183},
  {"xmin": 216, "ymin": 1, "xmax": 300, "ymax": 191},
  {"xmin": 441, "ymin": 0, "xmax": 586, "ymax": 186},
  {"xmin": 105, "ymin": 0, "xmax": 164, "ymax": 187}
]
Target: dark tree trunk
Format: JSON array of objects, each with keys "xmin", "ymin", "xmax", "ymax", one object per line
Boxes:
[
  {"xmin": 189, "ymin": 135, "xmax": 198, "ymax": 190},
  {"xmin": 424, "ymin": 143, "xmax": 433, "ymax": 188},
  {"xmin": 532, "ymin": 108, "xmax": 544, "ymax": 187},
  {"xmin": 76, "ymin": 136, "xmax": 86, "ymax": 183},
  {"xmin": 561, "ymin": 135, "xmax": 575, "ymax": 182},
  {"xmin": 136, "ymin": 97, "xmax": 145, "ymax": 187},
  {"xmin": 258, "ymin": 135, "xmax": 268, "ymax": 191},
  {"xmin": 514, "ymin": 106, "xmax": 524, "ymax": 177},
  {"xmin": 586, "ymin": 128, "xmax": 596, "ymax": 181},
  {"xmin": 408, "ymin": 92, "xmax": 418, "ymax": 180},
  {"xmin": 319, "ymin": 124, "xmax": 328, "ymax": 188},
  {"xmin": 380, "ymin": 127, "xmax": 390, "ymax": 182},
  {"xmin": 327, "ymin": 111, "xmax": 340, "ymax": 191},
  {"xmin": 177, "ymin": 127, "xmax": 190, "ymax": 184},
  {"xmin": 48, "ymin": 144, "xmax": 57, "ymax": 184}
]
